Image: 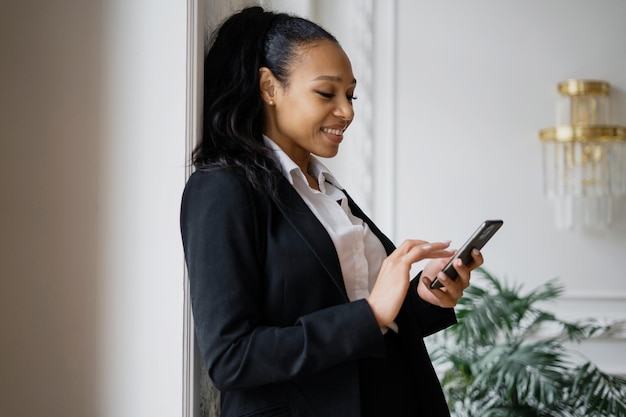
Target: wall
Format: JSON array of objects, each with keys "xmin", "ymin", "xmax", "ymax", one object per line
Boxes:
[
  {"xmin": 0, "ymin": 1, "xmax": 188, "ymax": 416},
  {"xmin": 391, "ymin": 0, "xmax": 626, "ymax": 374},
  {"xmin": 3, "ymin": 1, "xmax": 621, "ymax": 416},
  {"xmin": 97, "ymin": 1, "xmax": 187, "ymax": 416},
  {"xmin": 0, "ymin": 2, "xmax": 101, "ymax": 415}
]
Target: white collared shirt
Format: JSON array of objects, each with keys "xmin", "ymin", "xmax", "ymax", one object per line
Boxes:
[{"xmin": 264, "ymin": 136, "xmax": 387, "ymax": 303}]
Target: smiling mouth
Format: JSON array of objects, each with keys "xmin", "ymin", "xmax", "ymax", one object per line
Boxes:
[{"xmin": 321, "ymin": 127, "xmax": 345, "ymax": 136}]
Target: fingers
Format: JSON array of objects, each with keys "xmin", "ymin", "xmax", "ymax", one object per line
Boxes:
[
  {"xmin": 469, "ymin": 248, "xmax": 484, "ymax": 269},
  {"xmin": 368, "ymin": 240, "xmax": 454, "ymax": 327},
  {"xmin": 418, "ymin": 275, "xmax": 460, "ymax": 308},
  {"xmin": 446, "ymin": 248, "xmax": 482, "ymax": 291},
  {"xmin": 374, "ymin": 240, "xmax": 477, "ymax": 317},
  {"xmin": 434, "ymin": 267, "xmax": 466, "ymax": 300},
  {"xmin": 395, "ymin": 239, "xmax": 454, "ymax": 263},
  {"xmin": 442, "ymin": 248, "xmax": 483, "ymax": 289},
  {"xmin": 419, "ymin": 249, "xmax": 484, "ymax": 308}
]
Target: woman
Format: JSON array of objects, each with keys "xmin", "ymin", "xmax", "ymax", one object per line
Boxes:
[{"xmin": 180, "ymin": 6, "xmax": 483, "ymax": 417}]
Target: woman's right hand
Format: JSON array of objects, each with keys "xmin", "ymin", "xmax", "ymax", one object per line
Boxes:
[{"xmin": 366, "ymin": 240, "xmax": 454, "ymax": 327}]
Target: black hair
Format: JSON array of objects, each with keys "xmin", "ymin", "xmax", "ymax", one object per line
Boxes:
[{"xmin": 192, "ymin": 6, "xmax": 337, "ymax": 195}]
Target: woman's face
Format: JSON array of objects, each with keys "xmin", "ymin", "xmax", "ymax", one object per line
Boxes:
[{"xmin": 262, "ymin": 40, "xmax": 356, "ymax": 170}]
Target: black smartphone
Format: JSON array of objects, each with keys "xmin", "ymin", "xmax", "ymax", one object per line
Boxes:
[{"xmin": 429, "ymin": 219, "xmax": 503, "ymax": 290}]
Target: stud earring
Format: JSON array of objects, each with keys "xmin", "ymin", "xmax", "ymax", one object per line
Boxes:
[{"xmin": 268, "ymin": 100, "xmax": 275, "ymax": 105}]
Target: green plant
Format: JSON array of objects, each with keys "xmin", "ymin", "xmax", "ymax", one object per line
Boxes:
[{"xmin": 427, "ymin": 268, "xmax": 626, "ymax": 417}]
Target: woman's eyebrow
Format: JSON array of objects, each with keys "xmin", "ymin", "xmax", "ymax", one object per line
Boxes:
[{"xmin": 312, "ymin": 75, "xmax": 357, "ymax": 86}]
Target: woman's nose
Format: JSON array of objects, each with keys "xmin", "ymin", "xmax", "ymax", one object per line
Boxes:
[{"xmin": 335, "ymin": 99, "xmax": 354, "ymax": 122}]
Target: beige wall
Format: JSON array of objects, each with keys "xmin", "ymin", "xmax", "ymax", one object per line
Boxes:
[
  {"xmin": 0, "ymin": 1, "xmax": 101, "ymax": 415},
  {"xmin": 0, "ymin": 1, "xmax": 188, "ymax": 416}
]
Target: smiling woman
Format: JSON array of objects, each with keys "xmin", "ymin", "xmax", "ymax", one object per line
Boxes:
[{"xmin": 180, "ymin": 6, "xmax": 485, "ymax": 417}]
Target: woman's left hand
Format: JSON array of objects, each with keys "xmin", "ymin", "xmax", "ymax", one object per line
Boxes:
[{"xmin": 417, "ymin": 249, "xmax": 484, "ymax": 308}]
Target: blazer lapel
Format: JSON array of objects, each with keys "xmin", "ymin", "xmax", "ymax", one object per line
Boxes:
[
  {"xmin": 343, "ymin": 190, "xmax": 396, "ymax": 256},
  {"xmin": 274, "ymin": 178, "xmax": 348, "ymax": 298}
]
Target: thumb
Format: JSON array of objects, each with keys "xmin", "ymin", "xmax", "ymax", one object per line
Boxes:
[{"xmin": 420, "ymin": 274, "xmax": 434, "ymax": 287}]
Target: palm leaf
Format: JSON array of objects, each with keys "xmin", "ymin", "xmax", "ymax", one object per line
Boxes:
[
  {"xmin": 471, "ymin": 340, "xmax": 572, "ymax": 407},
  {"xmin": 433, "ymin": 268, "xmax": 626, "ymax": 417},
  {"xmin": 451, "ymin": 268, "xmax": 564, "ymax": 347},
  {"xmin": 570, "ymin": 362, "xmax": 626, "ymax": 416}
]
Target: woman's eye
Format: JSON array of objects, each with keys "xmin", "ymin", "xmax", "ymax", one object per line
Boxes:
[
  {"xmin": 316, "ymin": 90, "xmax": 358, "ymax": 102},
  {"xmin": 316, "ymin": 91, "xmax": 334, "ymax": 99}
]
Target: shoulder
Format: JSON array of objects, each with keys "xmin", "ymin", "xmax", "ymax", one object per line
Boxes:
[
  {"xmin": 180, "ymin": 167, "xmax": 272, "ymax": 242},
  {"xmin": 182, "ymin": 167, "xmax": 259, "ymax": 206},
  {"xmin": 184, "ymin": 166, "xmax": 250, "ymax": 192},
  {"xmin": 181, "ymin": 167, "xmax": 266, "ymax": 222}
]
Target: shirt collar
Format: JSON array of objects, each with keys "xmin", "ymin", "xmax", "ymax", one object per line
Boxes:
[{"xmin": 263, "ymin": 135, "xmax": 344, "ymax": 191}]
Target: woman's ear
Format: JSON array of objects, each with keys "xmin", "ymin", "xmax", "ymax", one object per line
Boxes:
[{"xmin": 259, "ymin": 67, "xmax": 276, "ymax": 105}]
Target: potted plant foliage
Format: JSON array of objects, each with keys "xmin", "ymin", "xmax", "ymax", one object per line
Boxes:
[{"xmin": 427, "ymin": 268, "xmax": 626, "ymax": 417}]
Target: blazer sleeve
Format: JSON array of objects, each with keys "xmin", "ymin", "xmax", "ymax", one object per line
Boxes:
[
  {"xmin": 405, "ymin": 273, "xmax": 457, "ymax": 337},
  {"xmin": 180, "ymin": 169, "xmax": 386, "ymax": 391}
]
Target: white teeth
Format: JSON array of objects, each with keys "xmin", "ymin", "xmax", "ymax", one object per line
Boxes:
[{"xmin": 321, "ymin": 127, "xmax": 343, "ymax": 135}]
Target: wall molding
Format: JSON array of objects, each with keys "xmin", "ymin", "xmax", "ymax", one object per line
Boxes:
[
  {"xmin": 182, "ymin": 0, "xmax": 202, "ymax": 416},
  {"xmin": 538, "ymin": 293, "xmax": 626, "ymax": 341},
  {"xmin": 346, "ymin": 0, "xmax": 375, "ymax": 214},
  {"xmin": 551, "ymin": 293, "xmax": 626, "ymax": 316},
  {"xmin": 560, "ymin": 293, "xmax": 626, "ymax": 301},
  {"xmin": 372, "ymin": 0, "xmax": 397, "ymax": 238}
]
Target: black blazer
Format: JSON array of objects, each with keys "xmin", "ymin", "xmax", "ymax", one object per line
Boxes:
[{"xmin": 180, "ymin": 168, "xmax": 455, "ymax": 417}]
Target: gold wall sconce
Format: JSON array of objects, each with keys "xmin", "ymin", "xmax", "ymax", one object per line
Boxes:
[{"xmin": 539, "ymin": 79, "xmax": 626, "ymax": 230}]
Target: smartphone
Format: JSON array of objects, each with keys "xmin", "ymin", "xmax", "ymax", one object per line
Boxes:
[{"xmin": 429, "ymin": 219, "xmax": 503, "ymax": 290}]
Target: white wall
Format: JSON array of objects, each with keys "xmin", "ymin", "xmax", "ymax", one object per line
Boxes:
[
  {"xmin": 391, "ymin": 0, "xmax": 626, "ymax": 374},
  {"xmin": 97, "ymin": 1, "xmax": 187, "ymax": 416},
  {"xmin": 0, "ymin": 1, "xmax": 188, "ymax": 416}
]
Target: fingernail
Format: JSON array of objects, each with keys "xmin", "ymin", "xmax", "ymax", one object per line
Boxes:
[
  {"xmin": 472, "ymin": 248, "xmax": 480, "ymax": 255},
  {"xmin": 422, "ymin": 245, "xmax": 431, "ymax": 251},
  {"xmin": 438, "ymin": 272, "xmax": 447, "ymax": 281}
]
